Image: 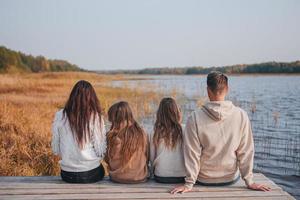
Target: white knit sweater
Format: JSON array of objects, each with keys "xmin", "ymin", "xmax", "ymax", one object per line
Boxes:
[
  {"xmin": 51, "ymin": 109, "xmax": 106, "ymax": 172},
  {"xmin": 149, "ymin": 128, "xmax": 186, "ymax": 178}
]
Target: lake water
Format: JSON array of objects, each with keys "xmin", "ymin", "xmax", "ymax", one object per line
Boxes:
[{"xmin": 109, "ymin": 75, "xmax": 300, "ymax": 199}]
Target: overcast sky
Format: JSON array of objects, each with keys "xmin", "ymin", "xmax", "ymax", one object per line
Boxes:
[{"xmin": 1, "ymin": 0, "xmax": 299, "ymax": 70}]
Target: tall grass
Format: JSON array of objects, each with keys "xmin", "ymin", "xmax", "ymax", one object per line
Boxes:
[{"xmin": 0, "ymin": 72, "xmax": 162, "ymax": 176}]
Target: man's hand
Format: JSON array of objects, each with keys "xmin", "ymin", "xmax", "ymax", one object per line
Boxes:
[
  {"xmin": 248, "ymin": 183, "xmax": 271, "ymax": 191},
  {"xmin": 170, "ymin": 185, "xmax": 192, "ymax": 194}
]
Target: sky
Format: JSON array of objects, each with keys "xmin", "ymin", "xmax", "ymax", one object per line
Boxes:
[{"xmin": 0, "ymin": 0, "xmax": 299, "ymax": 70}]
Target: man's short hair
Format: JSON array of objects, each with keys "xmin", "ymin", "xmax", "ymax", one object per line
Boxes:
[{"xmin": 207, "ymin": 71, "xmax": 228, "ymax": 94}]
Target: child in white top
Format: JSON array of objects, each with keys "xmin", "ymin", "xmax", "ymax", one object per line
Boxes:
[{"xmin": 150, "ymin": 97, "xmax": 186, "ymax": 183}]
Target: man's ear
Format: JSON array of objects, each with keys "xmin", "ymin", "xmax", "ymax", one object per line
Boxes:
[
  {"xmin": 224, "ymin": 85, "xmax": 229, "ymax": 95},
  {"xmin": 207, "ymin": 86, "xmax": 211, "ymax": 95},
  {"xmin": 207, "ymin": 87, "xmax": 213, "ymax": 99}
]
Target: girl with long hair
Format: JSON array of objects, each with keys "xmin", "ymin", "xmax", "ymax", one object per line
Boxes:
[
  {"xmin": 150, "ymin": 97, "xmax": 186, "ymax": 183},
  {"xmin": 51, "ymin": 80, "xmax": 106, "ymax": 183},
  {"xmin": 106, "ymin": 101, "xmax": 148, "ymax": 183}
]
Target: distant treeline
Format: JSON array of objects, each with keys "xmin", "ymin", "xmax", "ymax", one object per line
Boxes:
[
  {"xmin": 0, "ymin": 46, "xmax": 82, "ymax": 73},
  {"xmin": 99, "ymin": 61, "xmax": 300, "ymax": 75}
]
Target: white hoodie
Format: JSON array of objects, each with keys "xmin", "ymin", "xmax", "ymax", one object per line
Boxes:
[{"xmin": 184, "ymin": 101, "xmax": 254, "ymax": 189}]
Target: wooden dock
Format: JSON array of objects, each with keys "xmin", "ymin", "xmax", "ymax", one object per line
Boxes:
[{"xmin": 0, "ymin": 173, "xmax": 295, "ymax": 200}]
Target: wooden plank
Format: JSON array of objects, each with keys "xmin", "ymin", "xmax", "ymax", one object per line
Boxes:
[
  {"xmin": 0, "ymin": 173, "xmax": 295, "ymax": 200},
  {"xmin": 0, "ymin": 174, "xmax": 268, "ymax": 182},
  {"xmin": 0, "ymin": 197, "xmax": 293, "ymax": 200},
  {"xmin": 0, "ymin": 174, "xmax": 275, "ymax": 186},
  {"xmin": 0, "ymin": 179, "xmax": 279, "ymax": 191},
  {"xmin": 107, "ymin": 197, "xmax": 294, "ymax": 200},
  {"xmin": 0, "ymin": 197, "xmax": 294, "ymax": 200},
  {"xmin": 0, "ymin": 179, "xmax": 273, "ymax": 187},
  {"xmin": 0, "ymin": 184, "xmax": 283, "ymax": 195},
  {"xmin": 100, "ymin": 198, "xmax": 294, "ymax": 200},
  {"xmin": 0, "ymin": 176, "xmax": 282, "ymax": 194},
  {"xmin": 0, "ymin": 190, "xmax": 292, "ymax": 200}
]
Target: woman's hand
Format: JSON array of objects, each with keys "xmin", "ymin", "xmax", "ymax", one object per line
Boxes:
[
  {"xmin": 170, "ymin": 185, "xmax": 192, "ymax": 194},
  {"xmin": 248, "ymin": 183, "xmax": 271, "ymax": 191}
]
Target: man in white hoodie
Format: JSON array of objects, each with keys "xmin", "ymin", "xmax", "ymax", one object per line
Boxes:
[{"xmin": 171, "ymin": 71, "xmax": 270, "ymax": 194}]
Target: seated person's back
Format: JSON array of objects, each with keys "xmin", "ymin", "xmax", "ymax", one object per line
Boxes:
[
  {"xmin": 185, "ymin": 100, "xmax": 253, "ymax": 186},
  {"xmin": 106, "ymin": 101, "xmax": 148, "ymax": 183},
  {"xmin": 150, "ymin": 97, "xmax": 186, "ymax": 183},
  {"xmin": 53, "ymin": 110, "xmax": 106, "ymax": 172},
  {"xmin": 52, "ymin": 80, "xmax": 106, "ymax": 183},
  {"xmin": 171, "ymin": 71, "xmax": 270, "ymax": 193}
]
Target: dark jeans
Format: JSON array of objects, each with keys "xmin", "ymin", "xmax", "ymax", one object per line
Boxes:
[
  {"xmin": 61, "ymin": 165, "xmax": 105, "ymax": 184},
  {"xmin": 196, "ymin": 176, "xmax": 240, "ymax": 186},
  {"xmin": 154, "ymin": 175, "xmax": 185, "ymax": 184}
]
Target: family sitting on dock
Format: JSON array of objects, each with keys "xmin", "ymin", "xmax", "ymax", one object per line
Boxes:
[{"xmin": 51, "ymin": 71, "xmax": 271, "ymax": 193}]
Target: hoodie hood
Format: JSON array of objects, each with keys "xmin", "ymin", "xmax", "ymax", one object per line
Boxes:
[{"xmin": 202, "ymin": 101, "xmax": 235, "ymax": 121}]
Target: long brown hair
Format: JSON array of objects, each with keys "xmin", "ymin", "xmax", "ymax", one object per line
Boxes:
[
  {"xmin": 107, "ymin": 101, "xmax": 146, "ymax": 164},
  {"xmin": 153, "ymin": 97, "xmax": 182, "ymax": 150},
  {"xmin": 63, "ymin": 80, "xmax": 102, "ymax": 149}
]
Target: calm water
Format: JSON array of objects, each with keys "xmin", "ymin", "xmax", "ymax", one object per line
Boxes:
[{"xmin": 109, "ymin": 75, "xmax": 300, "ymax": 199}]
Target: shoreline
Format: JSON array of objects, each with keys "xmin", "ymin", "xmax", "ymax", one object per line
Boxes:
[{"xmin": 96, "ymin": 72, "xmax": 300, "ymax": 77}]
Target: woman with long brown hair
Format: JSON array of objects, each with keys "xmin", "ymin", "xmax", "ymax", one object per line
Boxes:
[
  {"xmin": 51, "ymin": 80, "xmax": 106, "ymax": 183},
  {"xmin": 150, "ymin": 97, "xmax": 186, "ymax": 183},
  {"xmin": 105, "ymin": 101, "xmax": 148, "ymax": 183}
]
